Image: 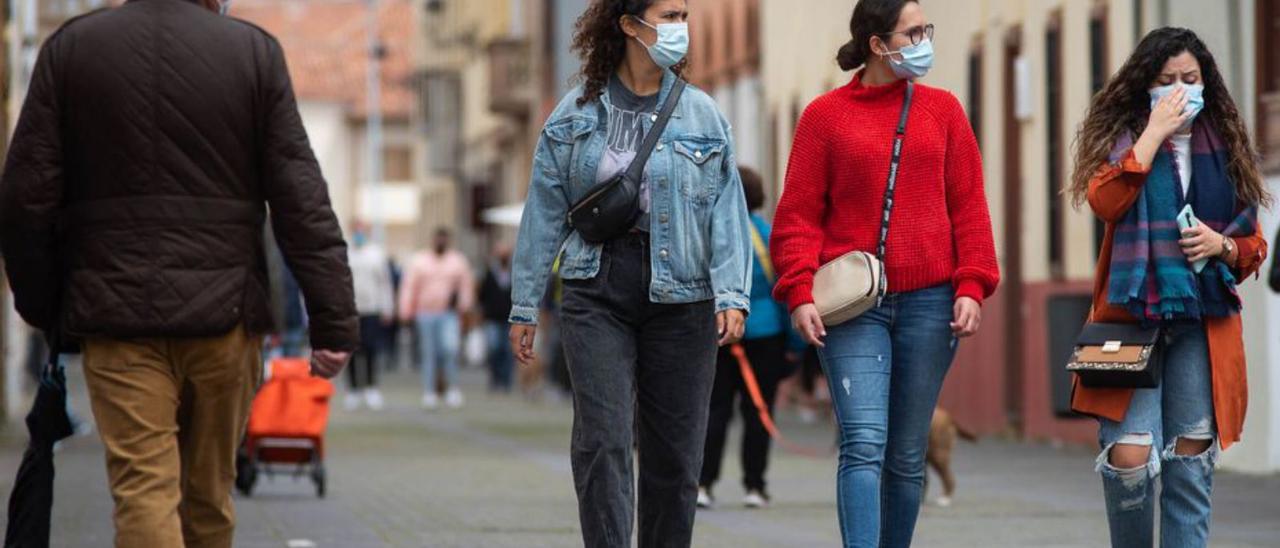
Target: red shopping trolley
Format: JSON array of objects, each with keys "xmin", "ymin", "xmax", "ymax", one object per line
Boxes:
[{"xmin": 235, "ymin": 357, "xmax": 333, "ymax": 498}]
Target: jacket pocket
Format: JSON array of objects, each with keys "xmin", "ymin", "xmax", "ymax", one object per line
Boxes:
[
  {"xmin": 673, "ymin": 135, "xmax": 725, "ymax": 204},
  {"xmin": 558, "ymin": 233, "xmax": 602, "ymax": 280},
  {"xmin": 543, "ymin": 115, "xmax": 597, "ymax": 186},
  {"xmin": 543, "ymin": 115, "xmax": 597, "ymax": 144}
]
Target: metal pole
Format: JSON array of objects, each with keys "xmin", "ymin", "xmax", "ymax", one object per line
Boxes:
[{"xmin": 366, "ymin": 0, "xmax": 385, "ymax": 244}]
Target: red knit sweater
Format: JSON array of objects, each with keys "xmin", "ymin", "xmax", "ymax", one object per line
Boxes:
[{"xmin": 771, "ymin": 72, "xmax": 1000, "ymax": 312}]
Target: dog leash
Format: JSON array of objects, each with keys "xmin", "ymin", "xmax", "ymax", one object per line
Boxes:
[{"xmin": 730, "ymin": 344, "xmax": 832, "ymax": 459}]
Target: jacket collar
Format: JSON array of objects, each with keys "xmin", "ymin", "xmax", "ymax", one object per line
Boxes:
[{"xmin": 597, "ymin": 69, "xmax": 683, "ymax": 120}]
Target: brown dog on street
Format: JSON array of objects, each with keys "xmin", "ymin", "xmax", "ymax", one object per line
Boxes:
[{"xmin": 926, "ymin": 407, "xmax": 978, "ymax": 507}]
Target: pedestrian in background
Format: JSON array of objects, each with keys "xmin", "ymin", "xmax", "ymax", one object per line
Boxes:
[
  {"xmin": 399, "ymin": 227, "xmax": 475, "ymax": 410},
  {"xmin": 1068, "ymin": 27, "xmax": 1270, "ymax": 547},
  {"xmin": 771, "ymin": 1, "xmax": 999, "ymax": 546},
  {"xmin": 0, "ymin": 1, "xmax": 358, "ymax": 546},
  {"xmin": 697, "ymin": 166, "xmax": 802, "ymax": 511},
  {"xmin": 347, "ymin": 220, "xmax": 395, "ymax": 411},
  {"xmin": 508, "ymin": 0, "xmax": 752, "ymax": 545},
  {"xmin": 479, "ymin": 242, "xmax": 516, "ymax": 393}
]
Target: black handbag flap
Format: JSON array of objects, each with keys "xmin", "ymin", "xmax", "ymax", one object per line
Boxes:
[{"xmin": 1076, "ymin": 322, "xmax": 1161, "ymax": 346}]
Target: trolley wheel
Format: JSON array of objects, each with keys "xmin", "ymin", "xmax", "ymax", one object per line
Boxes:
[
  {"xmin": 235, "ymin": 451, "xmax": 257, "ymax": 497},
  {"xmin": 312, "ymin": 465, "xmax": 327, "ymax": 498},
  {"xmin": 311, "ymin": 452, "xmax": 326, "ymax": 498}
]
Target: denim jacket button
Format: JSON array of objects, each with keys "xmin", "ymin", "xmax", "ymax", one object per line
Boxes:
[
  {"xmin": 659, "ymin": 214, "xmax": 669, "ymax": 223},
  {"xmin": 656, "ymin": 143, "xmax": 665, "ymax": 151},
  {"xmin": 659, "ymin": 249, "xmax": 669, "ymax": 259},
  {"xmin": 694, "ymin": 150, "xmax": 703, "ymax": 159},
  {"xmin": 650, "ymin": 114, "xmax": 658, "ymax": 122}
]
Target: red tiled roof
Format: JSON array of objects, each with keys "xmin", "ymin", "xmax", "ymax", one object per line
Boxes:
[{"xmin": 231, "ymin": 0, "xmax": 415, "ymax": 119}]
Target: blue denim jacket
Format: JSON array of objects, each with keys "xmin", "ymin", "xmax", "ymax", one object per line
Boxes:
[{"xmin": 509, "ymin": 71, "xmax": 752, "ymax": 325}]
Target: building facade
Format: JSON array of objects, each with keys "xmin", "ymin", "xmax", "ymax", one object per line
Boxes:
[
  {"xmin": 233, "ymin": 0, "xmax": 425, "ymax": 258},
  {"xmin": 762, "ymin": 0, "xmax": 1280, "ymax": 472}
]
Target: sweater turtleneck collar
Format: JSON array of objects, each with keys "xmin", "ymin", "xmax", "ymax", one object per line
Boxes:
[{"xmin": 847, "ymin": 70, "xmax": 910, "ymax": 103}]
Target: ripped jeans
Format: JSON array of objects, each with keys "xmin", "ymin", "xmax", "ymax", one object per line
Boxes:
[
  {"xmin": 817, "ymin": 284, "xmax": 958, "ymax": 548},
  {"xmin": 1097, "ymin": 321, "xmax": 1217, "ymax": 548}
]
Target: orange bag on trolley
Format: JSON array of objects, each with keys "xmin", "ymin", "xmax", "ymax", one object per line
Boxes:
[{"xmin": 246, "ymin": 357, "xmax": 334, "ymax": 441}]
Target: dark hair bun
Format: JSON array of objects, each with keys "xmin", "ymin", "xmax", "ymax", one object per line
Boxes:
[{"xmin": 836, "ymin": 39, "xmax": 867, "ymax": 71}]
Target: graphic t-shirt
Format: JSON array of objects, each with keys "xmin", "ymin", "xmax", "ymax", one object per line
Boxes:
[{"xmin": 597, "ymin": 76, "xmax": 660, "ymax": 231}]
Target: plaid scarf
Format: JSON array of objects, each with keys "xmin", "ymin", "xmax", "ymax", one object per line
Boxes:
[{"xmin": 1107, "ymin": 119, "xmax": 1256, "ymax": 321}]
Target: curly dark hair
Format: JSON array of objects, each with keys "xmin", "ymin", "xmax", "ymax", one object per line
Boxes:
[
  {"xmin": 571, "ymin": 0, "xmax": 687, "ymax": 107},
  {"xmin": 1069, "ymin": 27, "xmax": 1270, "ymax": 208}
]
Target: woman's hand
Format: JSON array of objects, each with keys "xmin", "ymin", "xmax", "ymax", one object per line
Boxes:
[
  {"xmin": 791, "ymin": 304, "xmax": 826, "ymax": 348},
  {"xmin": 951, "ymin": 297, "xmax": 981, "ymax": 338},
  {"xmin": 1134, "ymin": 87, "xmax": 1191, "ymax": 167},
  {"xmin": 509, "ymin": 324, "xmax": 538, "ymax": 366},
  {"xmin": 717, "ymin": 310, "xmax": 746, "ymax": 347},
  {"xmin": 1180, "ymin": 224, "xmax": 1229, "ymax": 264}
]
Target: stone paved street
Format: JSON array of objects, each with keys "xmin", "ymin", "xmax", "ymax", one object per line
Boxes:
[{"xmin": 2, "ymin": 363, "xmax": 1278, "ymax": 547}]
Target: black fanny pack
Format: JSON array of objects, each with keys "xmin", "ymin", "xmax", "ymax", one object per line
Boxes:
[{"xmin": 567, "ymin": 79, "xmax": 687, "ymax": 244}]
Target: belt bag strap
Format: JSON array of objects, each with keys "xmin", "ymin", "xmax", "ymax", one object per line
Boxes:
[
  {"xmin": 874, "ymin": 81, "xmax": 914, "ymax": 306},
  {"xmin": 624, "ymin": 78, "xmax": 687, "ymax": 184}
]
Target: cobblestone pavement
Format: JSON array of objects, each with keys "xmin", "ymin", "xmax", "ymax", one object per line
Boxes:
[{"xmin": 1, "ymin": 362, "xmax": 1278, "ymax": 547}]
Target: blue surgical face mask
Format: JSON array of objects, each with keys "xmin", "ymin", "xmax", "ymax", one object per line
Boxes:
[
  {"xmin": 1149, "ymin": 83, "xmax": 1205, "ymax": 132},
  {"xmin": 881, "ymin": 38, "xmax": 934, "ymax": 80},
  {"xmin": 633, "ymin": 17, "xmax": 689, "ymax": 70},
  {"xmin": 219, "ymin": 0, "xmax": 232, "ymax": 16}
]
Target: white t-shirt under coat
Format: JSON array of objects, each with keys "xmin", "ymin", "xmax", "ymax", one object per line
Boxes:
[{"xmin": 1171, "ymin": 132, "xmax": 1192, "ymax": 198}]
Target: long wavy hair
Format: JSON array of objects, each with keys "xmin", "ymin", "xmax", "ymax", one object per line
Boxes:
[
  {"xmin": 571, "ymin": 0, "xmax": 687, "ymax": 107},
  {"xmin": 1068, "ymin": 27, "xmax": 1269, "ymax": 208}
]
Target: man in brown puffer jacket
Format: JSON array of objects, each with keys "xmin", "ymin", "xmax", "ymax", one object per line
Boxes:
[{"xmin": 0, "ymin": 1, "xmax": 358, "ymax": 546}]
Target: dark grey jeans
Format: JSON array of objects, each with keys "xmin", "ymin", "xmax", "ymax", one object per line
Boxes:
[{"xmin": 560, "ymin": 232, "xmax": 718, "ymax": 548}]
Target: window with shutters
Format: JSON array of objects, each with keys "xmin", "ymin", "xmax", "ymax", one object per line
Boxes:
[
  {"xmin": 1091, "ymin": 3, "xmax": 1110, "ymax": 256},
  {"xmin": 967, "ymin": 39, "xmax": 983, "ymax": 146},
  {"xmin": 1046, "ymin": 13, "xmax": 1065, "ymax": 279},
  {"xmin": 1258, "ymin": 0, "xmax": 1280, "ymax": 174}
]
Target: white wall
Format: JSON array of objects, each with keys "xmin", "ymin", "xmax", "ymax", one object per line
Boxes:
[
  {"xmin": 297, "ymin": 100, "xmax": 354, "ymax": 231},
  {"xmin": 732, "ymin": 76, "xmax": 764, "ymax": 172}
]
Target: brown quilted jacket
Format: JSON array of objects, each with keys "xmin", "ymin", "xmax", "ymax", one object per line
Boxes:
[{"xmin": 0, "ymin": 0, "xmax": 358, "ymax": 351}]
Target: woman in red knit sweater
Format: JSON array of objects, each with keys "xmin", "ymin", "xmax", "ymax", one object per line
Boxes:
[{"xmin": 769, "ymin": 1, "xmax": 998, "ymax": 546}]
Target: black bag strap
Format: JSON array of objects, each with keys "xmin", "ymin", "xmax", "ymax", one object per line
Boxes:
[
  {"xmin": 624, "ymin": 78, "xmax": 687, "ymax": 182},
  {"xmin": 875, "ymin": 81, "xmax": 914, "ymax": 305}
]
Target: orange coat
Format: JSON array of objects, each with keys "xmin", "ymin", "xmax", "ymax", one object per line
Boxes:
[{"xmin": 1070, "ymin": 150, "xmax": 1269, "ymax": 449}]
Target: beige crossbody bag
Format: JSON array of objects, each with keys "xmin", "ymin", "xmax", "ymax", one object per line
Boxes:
[{"xmin": 812, "ymin": 81, "xmax": 914, "ymax": 326}]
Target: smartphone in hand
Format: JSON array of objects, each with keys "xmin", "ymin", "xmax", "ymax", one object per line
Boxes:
[{"xmin": 1177, "ymin": 204, "xmax": 1209, "ymax": 273}]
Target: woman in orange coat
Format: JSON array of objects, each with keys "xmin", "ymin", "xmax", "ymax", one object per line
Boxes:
[{"xmin": 1067, "ymin": 28, "xmax": 1269, "ymax": 547}]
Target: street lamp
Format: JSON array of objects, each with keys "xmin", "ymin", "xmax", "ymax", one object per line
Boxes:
[{"xmin": 367, "ymin": 0, "xmax": 387, "ymax": 244}]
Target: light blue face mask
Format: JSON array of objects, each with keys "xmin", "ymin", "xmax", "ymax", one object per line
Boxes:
[
  {"xmin": 634, "ymin": 18, "xmax": 689, "ymax": 70},
  {"xmin": 882, "ymin": 38, "xmax": 934, "ymax": 80},
  {"xmin": 1149, "ymin": 83, "xmax": 1205, "ymax": 132},
  {"xmin": 219, "ymin": 0, "xmax": 232, "ymax": 16}
]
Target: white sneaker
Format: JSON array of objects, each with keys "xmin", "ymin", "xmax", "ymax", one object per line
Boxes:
[
  {"xmin": 444, "ymin": 388, "xmax": 465, "ymax": 409},
  {"xmin": 364, "ymin": 388, "xmax": 385, "ymax": 411},
  {"xmin": 421, "ymin": 391, "xmax": 440, "ymax": 410},
  {"xmin": 343, "ymin": 392, "xmax": 362, "ymax": 412},
  {"xmin": 744, "ymin": 490, "xmax": 769, "ymax": 509},
  {"xmin": 696, "ymin": 487, "xmax": 714, "ymax": 509}
]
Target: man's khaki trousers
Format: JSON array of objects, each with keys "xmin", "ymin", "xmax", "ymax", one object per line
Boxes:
[{"xmin": 82, "ymin": 327, "xmax": 262, "ymax": 548}]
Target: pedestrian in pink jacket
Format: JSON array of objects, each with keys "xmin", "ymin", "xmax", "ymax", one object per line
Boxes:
[{"xmin": 398, "ymin": 227, "xmax": 475, "ymax": 410}]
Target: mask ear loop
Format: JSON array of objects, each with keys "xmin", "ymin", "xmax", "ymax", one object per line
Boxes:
[{"xmin": 629, "ymin": 15, "xmax": 658, "ymax": 49}]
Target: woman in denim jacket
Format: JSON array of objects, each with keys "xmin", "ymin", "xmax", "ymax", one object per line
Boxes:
[{"xmin": 507, "ymin": 1, "xmax": 752, "ymax": 546}]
